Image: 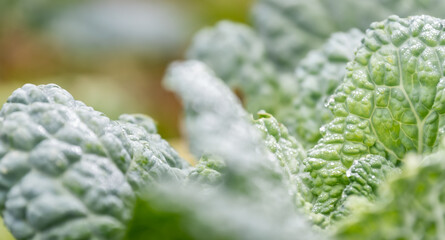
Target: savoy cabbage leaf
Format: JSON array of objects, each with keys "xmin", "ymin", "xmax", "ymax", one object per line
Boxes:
[
  {"xmin": 4, "ymin": 1, "xmax": 445, "ymax": 238},
  {"xmin": 187, "ymin": 21, "xmax": 365, "ymax": 148},
  {"xmin": 283, "ymin": 29, "xmax": 364, "ymax": 147},
  {"xmin": 335, "ymin": 151, "xmax": 445, "ymax": 240},
  {"xmin": 0, "ymin": 84, "xmax": 189, "ymax": 240},
  {"xmin": 304, "ymin": 15, "xmax": 445, "ymax": 219},
  {"xmin": 165, "ymin": 60, "xmax": 313, "ymax": 211},
  {"xmin": 252, "ymin": 112, "xmax": 312, "ymax": 212},
  {"xmin": 124, "ymin": 60, "xmax": 324, "ymax": 240},
  {"xmin": 164, "ymin": 60, "xmax": 294, "ymax": 199}
]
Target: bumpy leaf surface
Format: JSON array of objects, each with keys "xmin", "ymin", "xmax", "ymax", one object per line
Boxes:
[
  {"xmin": 283, "ymin": 29, "xmax": 364, "ymax": 147},
  {"xmin": 0, "ymin": 84, "xmax": 189, "ymax": 240},
  {"xmin": 253, "ymin": 115, "xmax": 397, "ymax": 225},
  {"xmin": 304, "ymin": 15, "xmax": 445, "ymax": 217},
  {"xmin": 187, "ymin": 21, "xmax": 365, "ymax": 148},
  {"xmin": 328, "ymin": 154, "xmax": 398, "ymax": 223},
  {"xmin": 159, "ymin": 60, "xmax": 324, "ymax": 240},
  {"xmin": 335, "ymin": 152, "xmax": 445, "ymax": 240},
  {"xmin": 252, "ymin": 0, "xmax": 445, "ymax": 70},
  {"xmin": 186, "ymin": 111, "xmax": 313, "ymax": 213},
  {"xmin": 252, "ymin": 112, "xmax": 311, "ymax": 210},
  {"xmin": 342, "ymin": 155, "xmax": 396, "ymax": 202},
  {"xmin": 187, "ymin": 155, "xmax": 225, "ymax": 186},
  {"xmin": 164, "ymin": 60, "xmax": 287, "ymax": 196},
  {"xmin": 187, "ymin": 21, "xmax": 289, "ymax": 114}
]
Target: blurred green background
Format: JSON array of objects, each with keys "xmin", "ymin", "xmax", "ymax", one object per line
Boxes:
[
  {"xmin": 0, "ymin": 0, "xmax": 251, "ymax": 239},
  {"xmin": 0, "ymin": 0, "xmax": 252, "ymax": 138}
]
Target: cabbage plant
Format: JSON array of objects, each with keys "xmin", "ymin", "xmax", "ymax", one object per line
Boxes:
[{"xmin": 2, "ymin": 2, "xmax": 445, "ymax": 240}]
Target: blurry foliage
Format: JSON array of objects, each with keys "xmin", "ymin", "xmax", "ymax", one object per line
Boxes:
[
  {"xmin": 0, "ymin": 0, "xmax": 251, "ymax": 140},
  {"xmin": 252, "ymin": 0, "xmax": 445, "ymax": 71},
  {"xmin": 2, "ymin": 0, "xmax": 445, "ymax": 239},
  {"xmin": 0, "ymin": 1, "xmax": 250, "ymax": 238}
]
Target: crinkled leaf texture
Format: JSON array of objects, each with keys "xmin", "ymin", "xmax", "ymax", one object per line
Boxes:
[
  {"xmin": 187, "ymin": 21, "xmax": 365, "ymax": 149},
  {"xmin": 128, "ymin": 60, "xmax": 326, "ymax": 240},
  {"xmin": 0, "ymin": 84, "xmax": 189, "ymax": 240},
  {"xmin": 304, "ymin": 15, "xmax": 445, "ymax": 219},
  {"xmin": 187, "ymin": 155, "xmax": 226, "ymax": 186},
  {"xmin": 252, "ymin": 0, "xmax": 445, "ymax": 70},
  {"xmin": 164, "ymin": 60, "xmax": 287, "ymax": 198},
  {"xmin": 252, "ymin": 113, "xmax": 312, "ymax": 210},
  {"xmin": 185, "ymin": 110, "xmax": 314, "ymax": 216},
  {"xmin": 343, "ymin": 155, "xmax": 396, "ymax": 202},
  {"xmin": 335, "ymin": 152, "xmax": 445, "ymax": 240}
]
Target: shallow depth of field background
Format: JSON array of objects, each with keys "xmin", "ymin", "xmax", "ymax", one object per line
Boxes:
[{"xmin": 0, "ymin": 0, "xmax": 251, "ymax": 239}]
